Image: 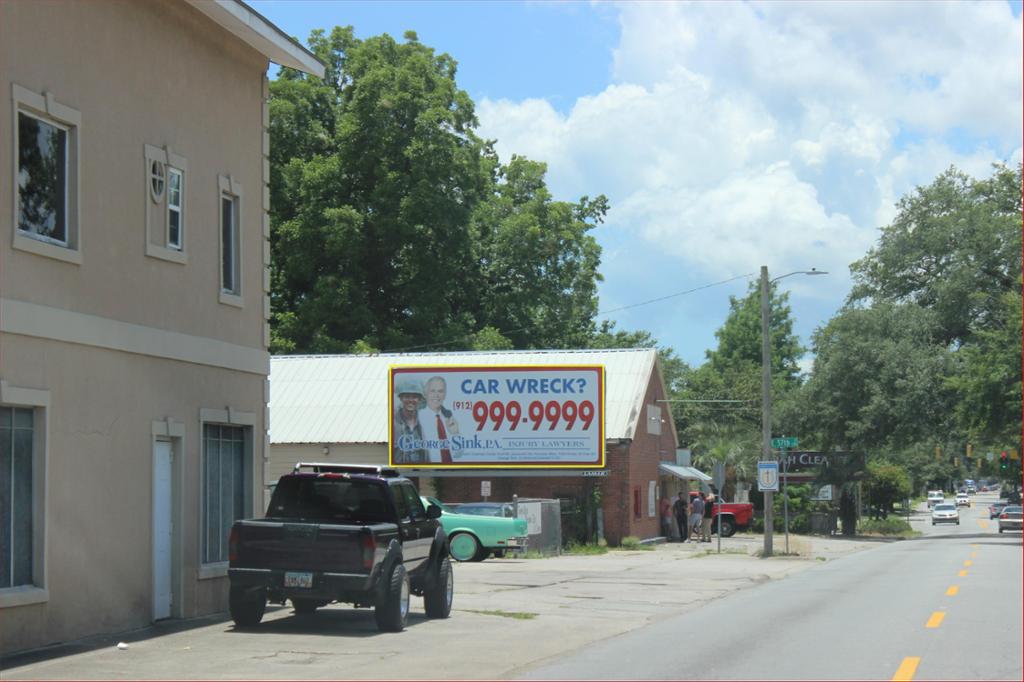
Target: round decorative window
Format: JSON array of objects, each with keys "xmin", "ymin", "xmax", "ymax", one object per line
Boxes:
[{"xmin": 149, "ymin": 160, "xmax": 166, "ymax": 202}]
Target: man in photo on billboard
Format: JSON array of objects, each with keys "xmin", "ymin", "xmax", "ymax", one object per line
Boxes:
[
  {"xmin": 393, "ymin": 378, "xmax": 428, "ymax": 464},
  {"xmin": 419, "ymin": 376, "xmax": 460, "ymax": 463}
]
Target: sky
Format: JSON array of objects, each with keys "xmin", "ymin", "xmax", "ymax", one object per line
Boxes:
[{"xmin": 253, "ymin": 0, "xmax": 1023, "ymax": 369}]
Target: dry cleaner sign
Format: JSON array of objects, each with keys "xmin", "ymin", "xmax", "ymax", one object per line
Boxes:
[{"xmin": 389, "ymin": 365, "xmax": 604, "ymax": 468}]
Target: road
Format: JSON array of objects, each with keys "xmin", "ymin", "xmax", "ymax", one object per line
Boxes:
[{"xmin": 517, "ymin": 492, "xmax": 1022, "ymax": 681}]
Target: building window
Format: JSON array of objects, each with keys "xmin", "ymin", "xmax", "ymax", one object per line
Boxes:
[
  {"xmin": 217, "ymin": 175, "xmax": 243, "ymax": 306},
  {"xmin": 144, "ymin": 145, "xmax": 188, "ymax": 263},
  {"xmin": 12, "ymin": 84, "xmax": 80, "ymax": 264},
  {"xmin": 167, "ymin": 168, "xmax": 183, "ymax": 250},
  {"xmin": 17, "ymin": 112, "xmax": 67, "ymax": 246},
  {"xmin": 202, "ymin": 423, "xmax": 249, "ymax": 565},
  {"xmin": 149, "ymin": 160, "xmax": 166, "ymax": 202},
  {"xmin": 221, "ymin": 194, "xmax": 239, "ymax": 295},
  {"xmin": 0, "ymin": 407, "xmax": 34, "ymax": 588},
  {"xmin": 633, "ymin": 487, "xmax": 641, "ymax": 519}
]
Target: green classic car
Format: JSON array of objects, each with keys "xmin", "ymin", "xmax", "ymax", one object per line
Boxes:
[{"xmin": 422, "ymin": 497, "xmax": 528, "ymax": 562}]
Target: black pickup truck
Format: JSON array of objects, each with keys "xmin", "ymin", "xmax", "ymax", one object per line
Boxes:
[{"xmin": 228, "ymin": 463, "xmax": 452, "ymax": 632}]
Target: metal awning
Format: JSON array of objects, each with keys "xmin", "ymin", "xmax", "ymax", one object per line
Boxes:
[{"xmin": 659, "ymin": 463, "xmax": 712, "ymax": 482}]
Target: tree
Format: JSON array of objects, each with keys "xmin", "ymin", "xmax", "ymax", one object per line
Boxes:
[
  {"xmin": 864, "ymin": 461, "xmax": 912, "ymax": 515},
  {"xmin": 849, "ymin": 164, "xmax": 1022, "ymax": 346},
  {"xmin": 469, "ymin": 156, "xmax": 606, "ymax": 350},
  {"xmin": 799, "ymin": 303, "xmax": 957, "ymax": 453},
  {"xmin": 269, "ymin": 28, "xmax": 610, "ymax": 355},
  {"xmin": 946, "ymin": 283, "xmax": 1023, "ymax": 446}
]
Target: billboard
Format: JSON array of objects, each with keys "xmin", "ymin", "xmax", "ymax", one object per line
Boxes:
[{"xmin": 389, "ymin": 365, "xmax": 605, "ymax": 468}]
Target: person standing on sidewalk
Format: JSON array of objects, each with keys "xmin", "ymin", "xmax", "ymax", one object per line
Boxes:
[
  {"xmin": 673, "ymin": 491, "xmax": 689, "ymax": 542},
  {"xmin": 701, "ymin": 492, "xmax": 715, "ymax": 542},
  {"xmin": 689, "ymin": 492, "xmax": 704, "ymax": 542}
]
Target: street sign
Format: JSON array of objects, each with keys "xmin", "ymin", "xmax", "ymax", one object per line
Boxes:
[
  {"xmin": 771, "ymin": 437, "xmax": 799, "ymax": 449},
  {"xmin": 757, "ymin": 461, "xmax": 779, "ymax": 491},
  {"xmin": 712, "ymin": 461, "xmax": 726, "ymax": 491},
  {"xmin": 481, "ymin": 481, "xmax": 491, "ymax": 497}
]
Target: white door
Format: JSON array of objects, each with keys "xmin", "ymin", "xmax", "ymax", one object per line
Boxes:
[{"xmin": 153, "ymin": 441, "xmax": 173, "ymax": 620}]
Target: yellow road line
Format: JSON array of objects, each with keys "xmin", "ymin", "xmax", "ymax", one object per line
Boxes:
[
  {"xmin": 970, "ymin": 543, "xmax": 979, "ymax": 548},
  {"xmin": 946, "ymin": 585, "xmax": 959, "ymax": 596},
  {"xmin": 978, "ymin": 520, "xmax": 989, "ymax": 529},
  {"xmin": 959, "ymin": 569, "xmax": 968, "ymax": 577},
  {"xmin": 926, "ymin": 611, "xmax": 946, "ymax": 628},
  {"xmin": 970, "ymin": 551, "xmax": 977, "ymax": 558},
  {"xmin": 892, "ymin": 656, "xmax": 921, "ymax": 681},
  {"xmin": 963, "ymin": 560, "xmax": 973, "ymax": 567}
]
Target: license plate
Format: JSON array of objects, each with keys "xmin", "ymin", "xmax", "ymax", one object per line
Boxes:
[{"xmin": 284, "ymin": 571, "xmax": 313, "ymax": 588}]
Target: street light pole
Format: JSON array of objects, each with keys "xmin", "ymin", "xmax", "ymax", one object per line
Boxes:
[
  {"xmin": 761, "ymin": 267, "xmax": 774, "ymax": 558},
  {"xmin": 760, "ymin": 266, "xmax": 827, "ymax": 559}
]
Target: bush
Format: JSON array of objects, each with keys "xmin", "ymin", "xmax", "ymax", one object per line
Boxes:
[
  {"xmin": 858, "ymin": 517, "xmax": 915, "ymax": 536},
  {"xmin": 617, "ymin": 536, "xmax": 654, "ymax": 551},
  {"xmin": 564, "ymin": 541, "xmax": 608, "ymax": 555}
]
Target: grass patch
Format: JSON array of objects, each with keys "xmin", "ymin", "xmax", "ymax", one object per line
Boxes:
[
  {"xmin": 690, "ymin": 547, "xmax": 748, "ymax": 558},
  {"xmin": 613, "ymin": 536, "xmax": 655, "ymax": 551},
  {"xmin": 816, "ymin": 556, "xmax": 827, "ymax": 562},
  {"xmin": 462, "ymin": 609, "xmax": 538, "ymax": 620},
  {"xmin": 518, "ymin": 550, "xmax": 552, "ymax": 560},
  {"xmin": 564, "ymin": 541, "xmax": 609, "ymax": 555}
]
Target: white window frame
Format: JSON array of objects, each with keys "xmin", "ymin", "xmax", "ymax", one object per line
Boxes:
[
  {"xmin": 11, "ymin": 84, "xmax": 81, "ymax": 265},
  {"xmin": 197, "ymin": 407, "xmax": 255, "ymax": 579},
  {"xmin": 167, "ymin": 167, "xmax": 184, "ymax": 251},
  {"xmin": 0, "ymin": 380, "xmax": 49, "ymax": 609},
  {"xmin": 218, "ymin": 175, "xmax": 243, "ymax": 307},
  {"xmin": 144, "ymin": 144, "xmax": 188, "ymax": 264}
]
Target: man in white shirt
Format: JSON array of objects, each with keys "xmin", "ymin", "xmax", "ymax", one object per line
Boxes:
[{"xmin": 418, "ymin": 376, "xmax": 460, "ymax": 463}]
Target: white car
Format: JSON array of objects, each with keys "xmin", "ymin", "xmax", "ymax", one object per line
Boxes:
[
  {"xmin": 932, "ymin": 503, "xmax": 960, "ymax": 525},
  {"xmin": 927, "ymin": 491, "xmax": 945, "ymax": 508},
  {"xmin": 955, "ymin": 493, "xmax": 970, "ymax": 507}
]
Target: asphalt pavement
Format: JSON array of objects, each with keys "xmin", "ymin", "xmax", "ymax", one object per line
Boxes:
[{"xmin": 517, "ymin": 491, "xmax": 1023, "ymax": 681}]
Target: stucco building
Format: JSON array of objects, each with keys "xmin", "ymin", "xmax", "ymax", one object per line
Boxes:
[{"xmin": 0, "ymin": 0, "xmax": 323, "ymax": 654}]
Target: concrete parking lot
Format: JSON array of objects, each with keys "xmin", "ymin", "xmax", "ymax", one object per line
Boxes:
[{"xmin": 2, "ymin": 534, "xmax": 878, "ymax": 680}]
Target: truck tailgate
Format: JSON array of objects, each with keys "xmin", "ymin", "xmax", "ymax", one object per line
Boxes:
[{"xmin": 234, "ymin": 520, "xmax": 395, "ymax": 573}]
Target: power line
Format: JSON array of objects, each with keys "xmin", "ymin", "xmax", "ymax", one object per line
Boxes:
[{"xmin": 384, "ymin": 271, "xmax": 755, "ymax": 353}]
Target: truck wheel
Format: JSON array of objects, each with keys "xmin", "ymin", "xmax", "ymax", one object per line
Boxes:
[
  {"xmin": 424, "ymin": 557, "xmax": 453, "ymax": 619},
  {"xmin": 449, "ymin": 532, "xmax": 480, "ymax": 562},
  {"xmin": 292, "ymin": 598, "xmax": 319, "ymax": 615},
  {"xmin": 374, "ymin": 564, "xmax": 409, "ymax": 632},
  {"xmin": 716, "ymin": 517, "xmax": 736, "ymax": 537},
  {"xmin": 229, "ymin": 586, "xmax": 266, "ymax": 628}
]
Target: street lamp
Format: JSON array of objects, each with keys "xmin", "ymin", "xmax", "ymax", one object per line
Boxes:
[{"xmin": 761, "ymin": 266, "xmax": 827, "ymax": 557}]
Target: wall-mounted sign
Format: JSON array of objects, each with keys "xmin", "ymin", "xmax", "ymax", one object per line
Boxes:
[{"xmin": 389, "ymin": 365, "xmax": 605, "ymax": 468}]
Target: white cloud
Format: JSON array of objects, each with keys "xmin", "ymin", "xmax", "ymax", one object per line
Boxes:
[{"xmin": 475, "ymin": 1, "xmax": 1021, "ymax": 357}]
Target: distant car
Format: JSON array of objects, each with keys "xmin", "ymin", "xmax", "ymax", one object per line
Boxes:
[
  {"xmin": 955, "ymin": 493, "xmax": 970, "ymax": 507},
  {"xmin": 967, "ymin": 485, "xmax": 977, "ymax": 494},
  {"xmin": 927, "ymin": 491, "xmax": 945, "ymax": 508},
  {"xmin": 931, "ymin": 503, "xmax": 959, "ymax": 526},
  {"xmin": 453, "ymin": 502, "xmax": 516, "ymax": 518},
  {"xmin": 423, "ymin": 497, "xmax": 528, "ymax": 562},
  {"xmin": 989, "ymin": 502, "xmax": 1007, "ymax": 519},
  {"xmin": 997, "ymin": 506, "xmax": 1022, "ymax": 533}
]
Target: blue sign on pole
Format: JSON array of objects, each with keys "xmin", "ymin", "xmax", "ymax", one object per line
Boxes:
[{"xmin": 757, "ymin": 461, "xmax": 780, "ymax": 492}]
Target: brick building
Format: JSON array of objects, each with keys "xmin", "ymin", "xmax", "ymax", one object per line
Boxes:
[{"xmin": 269, "ymin": 349, "xmax": 692, "ymax": 545}]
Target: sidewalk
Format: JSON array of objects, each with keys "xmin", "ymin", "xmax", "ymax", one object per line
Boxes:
[{"xmin": 1, "ymin": 533, "xmax": 879, "ymax": 680}]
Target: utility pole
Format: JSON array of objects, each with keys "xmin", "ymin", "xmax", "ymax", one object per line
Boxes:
[{"xmin": 761, "ymin": 266, "xmax": 774, "ymax": 558}]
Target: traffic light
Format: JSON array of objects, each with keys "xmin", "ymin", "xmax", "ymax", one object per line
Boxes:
[{"xmin": 1000, "ymin": 451, "xmax": 1008, "ymax": 472}]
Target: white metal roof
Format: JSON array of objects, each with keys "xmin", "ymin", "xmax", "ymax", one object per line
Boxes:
[
  {"xmin": 270, "ymin": 349, "xmax": 666, "ymax": 445},
  {"xmin": 659, "ymin": 463, "xmax": 712, "ymax": 482},
  {"xmin": 185, "ymin": 0, "xmax": 325, "ymax": 77}
]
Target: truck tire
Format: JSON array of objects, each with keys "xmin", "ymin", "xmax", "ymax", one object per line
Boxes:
[
  {"xmin": 374, "ymin": 563, "xmax": 409, "ymax": 632},
  {"xmin": 716, "ymin": 517, "xmax": 736, "ymax": 537},
  {"xmin": 449, "ymin": 532, "xmax": 480, "ymax": 562},
  {"xmin": 424, "ymin": 557, "xmax": 453, "ymax": 619},
  {"xmin": 229, "ymin": 586, "xmax": 266, "ymax": 628},
  {"xmin": 292, "ymin": 598, "xmax": 319, "ymax": 615}
]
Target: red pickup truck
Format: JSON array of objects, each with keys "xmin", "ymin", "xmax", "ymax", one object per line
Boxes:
[{"xmin": 689, "ymin": 492, "xmax": 754, "ymax": 537}]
